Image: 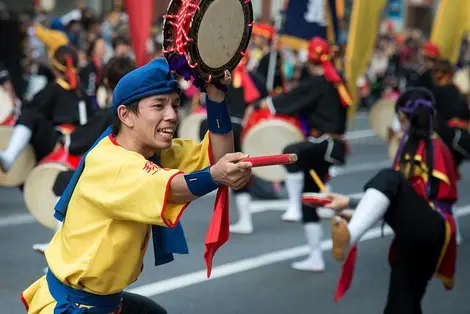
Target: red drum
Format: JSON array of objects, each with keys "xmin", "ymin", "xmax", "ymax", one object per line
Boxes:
[
  {"xmin": 0, "ymin": 126, "xmax": 36, "ymax": 187},
  {"xmin": 179, "ymin": 106, "xmax": 207, "ymax": 143},
  {"xmin": 23, "ymin": 146, "xmax": 81, "ymax": 230},
  {"xmin": 0, "ymin": 87, "xmax": 16, "ymax": 126},
  {"xmin": 241, "ymin": 108, "xmax": 306, "ymax": 182}
]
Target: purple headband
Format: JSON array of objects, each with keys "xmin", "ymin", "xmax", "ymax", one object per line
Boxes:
[{"xmin": 399, "ymin": 98, "xmax": 433, "ymax": 114}]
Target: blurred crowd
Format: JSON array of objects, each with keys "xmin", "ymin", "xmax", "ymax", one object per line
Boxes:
[{"xmin": 1, "ymin": 2, "xmax": 470, "ymax": 118}]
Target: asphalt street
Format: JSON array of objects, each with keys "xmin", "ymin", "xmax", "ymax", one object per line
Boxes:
[{"xmin": 1, "ymin": 114, "xmax": 469, "ymax": 314}]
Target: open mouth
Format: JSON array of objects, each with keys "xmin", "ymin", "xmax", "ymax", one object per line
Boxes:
[{"xmin": 157, "ymin": 127, "xmax": 175, "ymax": 140}]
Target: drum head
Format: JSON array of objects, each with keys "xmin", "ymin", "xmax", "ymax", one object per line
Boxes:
[
  {"xmin": 163, "ymin": 0, "xmax": 253, "ymax": 82},
  {"xmin": 369, "ymin": 98, "xmax": 396, "ymax": 141},
  {"xmin": 23, "ymin": 163, "xmax": 69, "ymax": 230},
  {"xmin": 242, "ymin": 120, "xmax": 304, "ymax": 182},
  {"xmin": 388, "ymin": 132, "xmax": 402, "ymax": 161},
  {"xmin": 0, "ymin": 126, "xmax": 36, "ymax": 187},
  {"xmin": 0, "ymin": 87, "xmax": 13, "ymax": 125},
  {"xmin": 178, "ymin": 112, "xmax": 207, "ymax": 142}
]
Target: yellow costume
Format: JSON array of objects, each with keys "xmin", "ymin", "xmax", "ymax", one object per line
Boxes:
[{"xmin": 22, "ymin": 132, "xmax": 213, "ymax": 313}]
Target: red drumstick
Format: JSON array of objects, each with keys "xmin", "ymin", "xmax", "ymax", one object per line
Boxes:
[
  {"xmin": 302, "ymin": 193, "xmax": 332, "ymax": 206},
  {"xmin": 242, "ymin": 154, "xmax": 298, "ymax": 167}
]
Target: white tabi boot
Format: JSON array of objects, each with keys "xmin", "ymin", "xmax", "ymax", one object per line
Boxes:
[
  {"xmin": 292, "ymin": 223, "xmax": 325, "ymax": 272},
  {"xmin": 331, "ymin": 188, "xmax": 390, "ymax": 261},
  {"xmin": 229, "ymin": 192, "xmax": 253, "ymax": 234},
  {"xmin": 0, "ymin": 125, "xmax": 32, "ymax": 172},
  {"xmin": 282, "ymin": 172, "xmax": 304, "ymax": 222}
]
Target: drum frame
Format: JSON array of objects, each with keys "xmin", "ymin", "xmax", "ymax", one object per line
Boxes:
[
  {"xmin": 0, "ymin": 126, "xmax": 36, "ymax": 187},
  {"xmin": 23, "ymin": 162, "xmax": 69, "ymax": 230},
  {"xmin": 163, "ymin": 0, "xmax": 254, "ymax": 82}
]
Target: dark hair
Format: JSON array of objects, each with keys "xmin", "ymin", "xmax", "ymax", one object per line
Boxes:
[
  {"xmin": 87, "ymin": 37, "xmax": 104, "ymax": 58},
  {"xmin": 112, "ymin": 101, "xmax": 139, "ymax": 137},
  {"xmin": 395, "ymin": 87, "xmax": 437, "ymax": 197},
  {"xmin": 432, "ymin": 59, "xmax": 454, "ymax": 85},
  {"xmin": 104, "ymin": 56, "xmax": 137, "ymax": 90},
  {"xmin": 53, "ymin": 45, "xmax": 79, "ymax": 71},
  {"xmin": 112, "ymin": 35, "xmax": 130, "ymax": 50}
]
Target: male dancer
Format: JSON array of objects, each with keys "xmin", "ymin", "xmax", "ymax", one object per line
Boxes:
[
  {"xmin": 21, "ymin": 58, "xmax": 253, "ymax": 313},
  {"xmin": 32, "ymin": 55, "xmax": 137, "ymax": 255},
  {"xmin": 245, "ymin": 37, "xmax": 352, "ymax": 271}
]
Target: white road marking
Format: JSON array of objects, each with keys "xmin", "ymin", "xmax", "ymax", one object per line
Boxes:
[
  {"xmin": 343, "ymin": 129, "xmax": 377, "ymax": 140},
  {"xmin": 0, "ymin": 213, "xmax": 35, "ymax": 228},
  {"xmin": 128, "ymin": 205, "xmax": 470, "ymax": 297}
]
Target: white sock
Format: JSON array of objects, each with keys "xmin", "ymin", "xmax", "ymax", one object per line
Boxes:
[
  {"xmin": 234, "ymin": 193, "xmax": 252, "ymax": 225},
  {"xmin": 285, "ymin": 172, "xmax": 304, "ymax": 212},
  {"xmin": 0, "ymin": 125, "xmax": 32, "ymax": 170},
  {"xmin": 347, "ymin": 188, "xmax": 390, "ymax": 244},
  {"xmin": 305, "ymin": 222, "xmax": 323, "ymax": 250}
]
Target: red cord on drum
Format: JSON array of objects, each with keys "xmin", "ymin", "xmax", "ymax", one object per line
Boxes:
[{"xmin": 163, "ymin": 0, "xmax": 200, "ymax": 68}]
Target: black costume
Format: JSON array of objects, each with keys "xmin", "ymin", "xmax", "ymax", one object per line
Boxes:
[
  {"xmin": 261, "ymin": 72, "xmax": 348, "ymax": 223},
  {"xmin": 17, "ymin": 82, "xmax": 95, "ymax": 161}
]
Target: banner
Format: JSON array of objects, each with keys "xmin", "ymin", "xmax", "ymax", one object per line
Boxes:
[
  {"xmin": 431, "ymin": 0, "xmax": 470, "ymax": 64},
  {"xmin": 280, "ymin": 0, "xmax": 339, "ymax": 50},
  {"xmin": 125, "ymin": 0, "xmax": 153, "ymax": 66},
  {"xmin": 344, "ymin": 0, "xmax": 387, "ymax": 123}
]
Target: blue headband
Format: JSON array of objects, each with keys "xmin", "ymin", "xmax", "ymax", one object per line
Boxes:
[{"xmin": 112, "ymin": 58, "xmax": 181, "ymax": 115}]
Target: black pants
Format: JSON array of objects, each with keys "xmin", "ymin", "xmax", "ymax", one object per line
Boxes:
[
  {"xmin": 283, "ymin": 136, "xmax": 346, "ymax": 223},
  {"xmin": 364, "ymin": 169, "xmax": 446, "ymax": 314},
  {"xmin": 120, "ymin": 292, "xmax": 167, "ymax": 314},
  {"xmin": 199, "ymin": 119, "xmax": 250, "ymax": 194},
  {"xmin": 16, "ymin": 109, "xmax": 61, "ymax": 162}
]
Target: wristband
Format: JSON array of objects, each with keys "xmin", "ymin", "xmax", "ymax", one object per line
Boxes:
[
  {"xmin": 184, "ymin": 167, "xmax": 221, "ymax": 197},
  {"xmin": 206, "ymin": 97, "xmax": 233, "ymax": 134}
]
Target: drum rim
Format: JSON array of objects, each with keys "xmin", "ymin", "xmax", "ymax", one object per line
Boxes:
[
  {"xmin": 187, "ymin": 0, "xmax": 254, "ymax": 81},
  {"xmin": 23, "ymin": 162, "xmax": 70, "ymax": 230},
  {"xmin": 242, "ymin": 119, "xmax": 305, "ymax": 150},
  {"xmin": 369, "ymin": 98, "xmax": 395, "ymax": 141},
  {"xmin": 163, "ymin": 0, "xmax": 254, "ymax": 82},
  {"xmin": 0, "ymin": 127, "xmax": 36, "ymax": 186}
]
